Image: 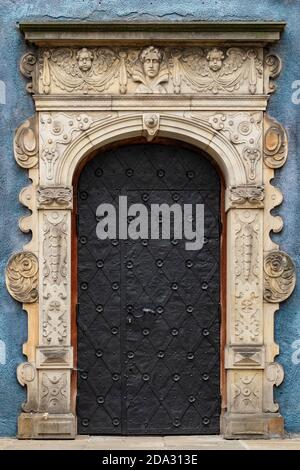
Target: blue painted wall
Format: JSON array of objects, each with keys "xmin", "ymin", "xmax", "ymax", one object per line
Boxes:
[{"xmin": 0, "ymin": 0, "xmax": 300, "ymax": 436}]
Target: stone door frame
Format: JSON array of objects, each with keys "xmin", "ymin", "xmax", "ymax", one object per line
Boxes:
[{"xmin": 5, "ymin": 21, "xmax": 296, "ymax": 439}]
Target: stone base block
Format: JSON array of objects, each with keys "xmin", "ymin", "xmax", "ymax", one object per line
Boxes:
[
  {"xmin": 18, "ymin": 413, "xmax": 76, "ymax": 439},
  {"xmin": 221, "ymin": 412, "xmax": 284, "ymax": 439}
]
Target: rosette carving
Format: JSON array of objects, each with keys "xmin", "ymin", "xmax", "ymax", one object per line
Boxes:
[
  {"xmin": 6, "ymin": 252, "xmax": 38, "ymax": 303},
  {"xmin": 264, "ymin": 251, "xmax": 296, "ymax": 303}
]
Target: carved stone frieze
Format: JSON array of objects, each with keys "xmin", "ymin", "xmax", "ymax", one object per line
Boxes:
[
  {"xmin": 264, "ymin": 250, "xmax": 296, "ymax": 303},
  {"xmin": 40, "ymin": 113, "xmax": 93, "ymax": 181},
  {"xmin": 6, "ymin": 252, "xmax": 38, "ymax": 303},
  {"xmin": 37, "ymin": 186, "xmax": 73, "ymax": 209},
  {"xmin": 17, "ymin": 362, "xmax": 39, "ymax": 412},
  {"xmin": 39, "ymin": 371, "xmax": 69, "ymax": 413},
  {"xmin": 34, "ymin": 46, "xmax": 266, "ymax": 96},
  {"xmin": 263, "ymin": 362, "xmax": 284, "ymax": 412},
  {"xmin": 264, "ymin": 114, "xmax": 288, "ymax": 169},
  {"xmin": 14, "ymin": 115, "xmax": 38, "ymax": 169},
  {"xmin": 231, "ymin": 371, "xmax": 262, "ymax": 413},
  {"xmin": 227, "ymin": 185, "xmax": 264, "ymax": 210},
  {"xmin": 209, "ymin": 112, "xmax": 262, "ymax": 182}
]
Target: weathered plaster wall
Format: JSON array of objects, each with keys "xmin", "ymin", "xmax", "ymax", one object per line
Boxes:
[{"xmin": 0, "ymin": 0, "xmax": 300, "ymax": 436}]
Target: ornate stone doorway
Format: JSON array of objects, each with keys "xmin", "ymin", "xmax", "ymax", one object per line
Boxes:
[{"xmin": 5, "ymin": 21, "xmax": 296, "ymax": 439}]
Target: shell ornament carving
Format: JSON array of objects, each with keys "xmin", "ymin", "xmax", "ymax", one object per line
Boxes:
[
  {"xmin": 264, "ymin": 115, "xmax": 288, "ymax": 169},
  {"xmin": 264, "ymin": 251, "xmax": 296, "ymax": 303},
  {"xmin": 6, "ymin": 252, "xmax": 38, "ymax": 303}
]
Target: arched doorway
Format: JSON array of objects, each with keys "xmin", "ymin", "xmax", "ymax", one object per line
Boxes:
[{"xmin": 75, "ymin": 142, "xmax": 223, "ymax": 435}]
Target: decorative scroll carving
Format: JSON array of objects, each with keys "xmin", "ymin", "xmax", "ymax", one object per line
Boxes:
[
  {"xmin": 232, "ymin": 372, "xmax": 261, "ymax": 413},
  {"xmin": 14, "ymin": 116, "xmax": 38, "ymax": 169},
  {"xmin": 35, "ymin": 46, "xmax": 266, "ymax": 95},
  {"xmin": 40, "ymin": 372, "xmax": 68, "ymax": 412},
  {"xmin": 43, "ymin": 300, "xmax": 67, "ymax": 345},
  {"xmin": 228, "ymin": 185, "xmax": 264, "ymax": 209},
  {"xmin": 264, "ymin": 251, "xmax": 296, "ymax": 303},
  {"xmin": 209, "ymin": 112, "xmax": 262, "ymax": 182},
  {"xmin": 264, "ymin": 115, "xmax": 288, "ymax": 169},
  {"xmin": 263, "ymin": 362, "xmax": 284, "ymax": 412},
  {"xmin": 37, "ymin": 186, "xmax": 73, "ymax": 209},
  {"xmin": 142, "ymin": 113, "xmax": 160, "ymax": 141},
  {"xmin": 20, "ymin": 52, "xmax": 37, "ymax": 93},
  {"xmin": 17, "ymin": 362, "xmax": 39, "ymax": 412},
  {"xmin": 40, "ymin": 113, "xmax": 93, "ymax": 180},
  {"xmin": 264, "ymin": 54, "xmax": 282, "ymax": 94},
  {"xmin": 6, "ymin": 252, "xmax": 38, "ymax": 303}
]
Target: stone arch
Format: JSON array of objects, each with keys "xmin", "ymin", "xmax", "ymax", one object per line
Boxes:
[{"xmin": 56, "ymin": 114, "xmax": 247, "ymax": 187}]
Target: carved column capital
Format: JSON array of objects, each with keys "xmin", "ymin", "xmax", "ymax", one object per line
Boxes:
[
  {"xmin": 142, "ymin": 113, "xmax": 160, "ymax": 141},
  {"xmin": 6, "ymin": 252, "xmax": 38, "ymax": 303},
  {"xmin": 37, "ymin": 186, "xmax": 73, "ymax": 209},
  {"xmin": 226, "ymin": 185, "xmax": 264, "ymax": 210},
  {"xmin": 263, "ymin": 250, "xmax": 296, "ymax": 303}
]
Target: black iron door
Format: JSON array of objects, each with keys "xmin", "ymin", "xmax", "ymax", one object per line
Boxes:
[{"xmin": 77, "ymin": 143, "xmax": 221, "ymax": 435}]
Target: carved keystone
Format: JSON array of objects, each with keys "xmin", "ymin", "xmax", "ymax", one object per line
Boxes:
[{"xmin": 143, "ymin": 113, "xmax": 160, "ymax": 141}]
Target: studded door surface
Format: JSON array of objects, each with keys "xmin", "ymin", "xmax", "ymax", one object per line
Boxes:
[{"xmin": 77, "ymin": 143, "xmax": 221, "ymax": 435}]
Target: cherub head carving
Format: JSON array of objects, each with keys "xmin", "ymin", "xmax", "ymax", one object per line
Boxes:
[
  {"xmin": 206, "ymin": 48, "xmax": 224, "ymax": 72},
  {"xmin": 140, "ymin": 46, "xmax": 163, "ymax": 79},
  {"xmin": 76, "ymin": 48, "xmax": 94, "ymax": 72}
]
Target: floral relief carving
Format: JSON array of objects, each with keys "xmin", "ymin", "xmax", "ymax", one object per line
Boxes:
[
  {"xmin": 264, "ymin": 114, "xmax": 288, "ymax": 169},
  {"xmin": 234, "ymin": 211, "xmax": 259, "ymax": 282},
  {"xmin": 235, "ymin": 292, "xmax": 260, "ymax": 343},
  {"xmin": 40, "ymin": 112, "xmax": 93, "ymax": 181},
  {"xmin": 40, "ymin": 372, "xmax": 68, "ymax": 412},
  {"xmin": 35, "ymin": 46, "xmax": 266, "ymax": 95},
  {"xmin": 43, "ymin": 300, "xmax": 67, "ymax": 345},
  {"xmin": 142, "ymin": 113, "xmax": 160, "ymax": 141},
  {"xmin": 37, "ymin": 186, "xmax": 73, "ymax": 209},
  {"xmin": 14, "ymin": 115, "xmax": 39, "ymax": 169},
  {"xmin": 6, "ymin": 252, "xmax": 38, "ymax": 303},
  {"xmin": 232, "ymin": 372, "xmax": 261, "ymax": 413},
  {"xmin": 209, "ymin": 112, "xmax": 262, "ymax": 182},
  {"xmin": 264, "ymin": 250, "xmax": 296, "ymax": 303}
]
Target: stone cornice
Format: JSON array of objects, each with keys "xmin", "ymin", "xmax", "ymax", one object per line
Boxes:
[{"xmin": 19, "ymin": 21, "xmax": 285, "ymax": 46}]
